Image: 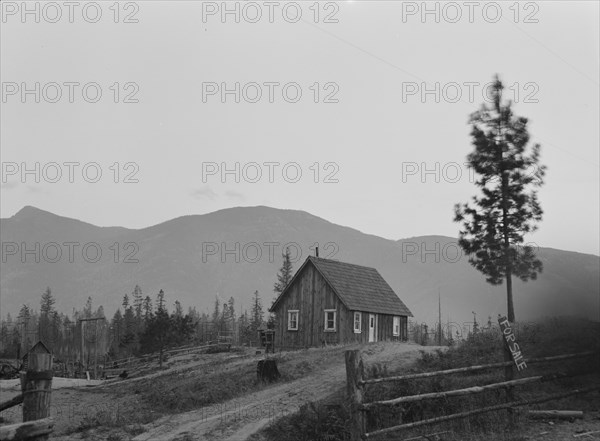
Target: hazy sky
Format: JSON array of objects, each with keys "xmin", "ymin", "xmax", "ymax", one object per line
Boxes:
[{"xmin": 2, "ymin": 1, "xmax": 599, "ymax": 255}]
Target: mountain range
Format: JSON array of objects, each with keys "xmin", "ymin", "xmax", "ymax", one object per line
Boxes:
[{"xmin": 1, "ymin": 206, "xmax": 598, "ymax": 328}]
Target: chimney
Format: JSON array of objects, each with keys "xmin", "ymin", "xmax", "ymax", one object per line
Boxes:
[{"xmin": 315, "ymin": 246, "xmax": 319, "ymax": 258}]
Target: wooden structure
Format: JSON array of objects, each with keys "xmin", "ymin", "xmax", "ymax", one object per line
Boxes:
[
  {"xmin": 345, "ymin": 349, "xmax": 599, "ymax": 439},
  {"xmin": 269, "ymin": 256, "xmax": 412, "ymax": 349},
  {"xmin": 0, "ymin": 341, "xmax": 55, "ymax": 440},
  {"xmin": 258, "ymin": 325, "xmax": 275, "ymax": 353}
]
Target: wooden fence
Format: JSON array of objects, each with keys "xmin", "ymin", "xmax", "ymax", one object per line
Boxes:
[
  {"xmin": 345, "ymin": 349, "xmax": 600, "ymax": 440},
  {"xmin": 0, "ymin": 342, "xmax": 54, "ymax": 440},
  {"xmin": 103, "ymin": 339, "xmax": 232, "ymax": 378}
]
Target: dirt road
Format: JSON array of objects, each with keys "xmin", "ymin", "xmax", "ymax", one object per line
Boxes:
[{"xmin": 133, "ymin": 343, "xmax": 439, "ymax": 441}]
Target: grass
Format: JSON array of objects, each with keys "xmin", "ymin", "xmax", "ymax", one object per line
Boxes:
[
  {"xmin": 254, "ymin": 316, "xmax": 600, "ymax": 441},
  {"xmin": 62, "ymin": 403, "xmax": 154, "ymax": 439},
  {"xmin": 110, "ymin": 344, "xmax": 352, "ymax": 415}
]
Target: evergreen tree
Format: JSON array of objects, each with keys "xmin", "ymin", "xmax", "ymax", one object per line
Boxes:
[
  {"xmin": 83, "ymin": 297, "xmax": 93, "ymax": 318},
  {"xmin": 156, "ymin": 289, "xmax": 166, "ymax": 314},
  {"xmin": 211, "ymin": 296, "xmax": 220, "ymax": 335},
  {"xmin": 454, "ymin": 76, "xmax": 545, "ymax": 323},
  {"xmin": 122, "ymin": 306, "xmax": 136, "ymax": 352},
  {"xmin": 122, "ymin": 294, "xmax": 130, "ymax": 310},
  {"xmin": 39, "ymin": 287, "xmax": 56, "ymax": 346},
  {"xmin": 40, "ymin": 287, "xmax": 55, "ymax": 316},
  {"xmin": 110, "ymin": 309, "xmax": 124, "ymax": 355},
  {"xmin": 174, "ymin": 300, "xmax": 183, "ymax": 318},
  {"xmin": 250, "ymin": 291, "xmax": 263, "ymax": 333},
  {"xmin": 17, "ymin": 305, "xmax": 32, "ymax": 353},
  {"xmin": 271, "ymin": 248, "xmax": 293, "ymax": 328},
  {"xmin": 227, "ymin": 297, "xmax": 236, "ymax": 338},
  {"xmin": 143, "ymin": 296, "xmax": 153, "ymax": 323},
  {"xmin": 238, "ymin": 310, "xmax": 252, "ymax": 345},
  {"xmin": 273, "ymin": 248, "xmax": 293, "ymax": 295},
  {"xmin": 132, "ymin": 285, "xmax": 143, "ymax": 321}
]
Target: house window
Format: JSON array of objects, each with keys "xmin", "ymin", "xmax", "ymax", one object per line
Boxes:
[
  {"xmin": 393, "ymin": 316, "xmax": 400, "ymax": 336},
  {"xmin": 353, "ymin": 312, "xmax": 362, "ymax": 333},
  {"xmin": 288, "ymin": 310, "xmax": 299, "ymax": 331},
  {"xmin": 324, "ymin": 309, "xmax": 337, "ymax": 332}
]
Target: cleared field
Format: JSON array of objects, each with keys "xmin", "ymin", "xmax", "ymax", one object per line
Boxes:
[{"xmin": 1, "ymin": 342, "xmax": 440, "ymax": 440}]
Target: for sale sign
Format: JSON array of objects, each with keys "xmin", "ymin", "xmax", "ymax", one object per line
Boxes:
[{"xmin": 498, "ymin": 316, "xmax": 528, "ymax": 371}]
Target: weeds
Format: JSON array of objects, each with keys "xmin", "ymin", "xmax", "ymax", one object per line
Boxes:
[{"xmin": 255, "ymin": 316, "xmax": 600, "ymax": 441}]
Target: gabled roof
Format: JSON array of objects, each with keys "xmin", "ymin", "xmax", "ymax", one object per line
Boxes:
[{"xmin": 270, "ymin": 256, "xmax": 413, "ymax": 317}]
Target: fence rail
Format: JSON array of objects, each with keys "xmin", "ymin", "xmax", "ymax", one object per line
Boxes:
[
  {"xmin": 345, "ymin": 349, "xmax": 599, "ymax": 440},
  {"xmin": 359, "ymin": 350, "xmax": 598, "ymax": 385},
  {"xmin": 107, "ymin": 340, "xmax": 227, "ymax": 369}
]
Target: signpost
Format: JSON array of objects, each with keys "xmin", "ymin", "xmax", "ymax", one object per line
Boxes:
[{"xmin": 498, "ymin": 316, "xmax": 527, "ymax": 371}]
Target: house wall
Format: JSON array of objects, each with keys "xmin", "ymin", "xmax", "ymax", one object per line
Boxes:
[{"xmin": 273, "ymin": 261, "xmax": 410, "ymax": 349}]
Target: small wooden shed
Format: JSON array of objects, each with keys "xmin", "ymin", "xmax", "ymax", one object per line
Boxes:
[{"xmin": 269, "ymin": 256, "xmax": 413, "ymax": 349}]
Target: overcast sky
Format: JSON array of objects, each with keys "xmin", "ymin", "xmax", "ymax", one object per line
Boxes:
[{"xmin": 1, "ymin": 1, "xmax": 599, "ymax": 255}]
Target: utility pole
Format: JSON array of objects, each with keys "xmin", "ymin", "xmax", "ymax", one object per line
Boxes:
[{"xmin": 438, "ymin": 289, "xmax": 442, "ymax": 346}]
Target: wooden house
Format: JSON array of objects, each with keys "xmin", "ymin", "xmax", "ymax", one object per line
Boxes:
[{"xmin": 269, "ymin": 256, "xmax": 413, "ymax": 349}]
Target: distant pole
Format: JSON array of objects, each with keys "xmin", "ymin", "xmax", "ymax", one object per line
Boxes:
[
  {"xmin": 80, "ymin": 320, "xmax": 84, "ymax": 371},
  {"xmin": 94, "ymin": 321, "xmax": 98, "ymax": 380},
  {"xmin": 438, "ymin": 289, "xmax": 442, "ymax": 346}
]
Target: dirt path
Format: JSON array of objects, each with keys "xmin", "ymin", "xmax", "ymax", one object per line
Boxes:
[{"xmin": 133, "ymin": 343, "xmax": 440, "ymax": 441}]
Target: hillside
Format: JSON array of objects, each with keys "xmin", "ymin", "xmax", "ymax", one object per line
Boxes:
[{"xmin": 1, "ymin": 206, "xmax": 598, "ymax": 325}]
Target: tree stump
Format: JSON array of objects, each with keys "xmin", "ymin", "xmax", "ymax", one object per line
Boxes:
[{"xmin": 257, "ymin": 359, "xmax": 280, "ymax": 383}]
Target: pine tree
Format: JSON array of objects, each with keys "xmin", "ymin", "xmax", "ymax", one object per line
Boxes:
[
  {"xmin": 122, "ymin": 294, "xmax": 130, "ymax": 310},
  {"xmin": 211, "ymin": 296, "xmax": 220, "ymax": 336},
  {"xmin": 17, "ymin": 305, "xmax": 32, "ymax": 353},
  {"xmin": 174, "ymin": 300, "xmax": 183, "ymax": 318},
  {"xmin": 122, "ymin": 306, "xmax": 136, "ymax": 352},
  {"xmin": 39, "ymin": 287, "xmax": 56, "ymax": 346},
  {"xmin": 110, "ymin": 309, "xmax": 124, "ymax": 355},
  {"xmin": 273, "ymin": 248, "xmax": 293, "ymax": 296},
  {"xmin": 271, "ymin": 248, "xmax": 293, "ymax": 328},
  {"xmin": 454, "ymin": 76, "xmax": 545, "ymax": 323},
  {"xmin": 227, "ymin": 297, "xmax": 235, "ymax": 322},
  {"xmin": 40, "ymin": 287, "xmax": 55, "ymax": 316},
  {"xmin": 227, "ymin": 297, "xmax": 236, "ymax": 339},
  {"xmin": 156, "ymin": 289, "xmax": 166, "ymax": 313},
  {"xmin": 83, "ymin": 297, "xmax": 93, "ymax": 318},
  {"xmin": 95, "ymin": 305, "xmax": 105, "ymax": 318},
  {"xmin": 132, "ymin": 285, "xmax": 143, "ymax": 321},
  {"xmin": 250, "ymin": 291, "xmax": 263, "ymax": 333},
  {"xmin": 238, "ymin": 310, "xmax": 252, "ymax": 345},
  {"xmin": 142, "ymin": 296, "xmax": 153, "ymax": 323}
]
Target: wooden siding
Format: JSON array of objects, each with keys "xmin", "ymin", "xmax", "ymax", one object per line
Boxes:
[{"xmin": 272, "ymin": 261, "xmax": 409, "ymax": 349}]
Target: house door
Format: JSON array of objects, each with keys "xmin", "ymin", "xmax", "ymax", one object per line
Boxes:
[{"xmin": 368, "ymin": 314, "xmax": 376, "ymax": 342}]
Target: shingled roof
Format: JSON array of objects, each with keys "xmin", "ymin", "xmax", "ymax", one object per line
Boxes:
[{"xmin": 272, "ymin": 256, "xmax": 413, "ymax": 317}]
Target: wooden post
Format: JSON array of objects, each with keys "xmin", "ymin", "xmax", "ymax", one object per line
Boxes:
[
  {"xmin": 503, "ymin": 340, "xmax": 515, "ymax": 423},
  {"xmin": 20, "ymin": 341, "xmax": 53, "ymax": 440},
  {"xmin": 345, "ymin": 350, "xmax": 366, "ymax": 441}
]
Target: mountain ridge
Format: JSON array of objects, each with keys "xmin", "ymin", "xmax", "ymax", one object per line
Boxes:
[{"xmin": 1, "ymin": 205, "xmax": 598, "ymax": 327}]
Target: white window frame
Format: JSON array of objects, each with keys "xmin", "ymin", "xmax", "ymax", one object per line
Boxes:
[
  {"xmin": 288, "ymin": 310, "xmax": 299, "ymax": 331},
  {"xmin": 324, "ymin": 309, "xmax": 337, "ymax": 332},
  {"xmin": 353, "ymin": 312, "xmax": 362, "ymax": 333},
  {"xmin": 393, "ymin": 316, "xmax": 400, "ymax": 337}
]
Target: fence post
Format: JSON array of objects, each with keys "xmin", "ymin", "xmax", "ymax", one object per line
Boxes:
[
  {"xmin": 20, "ymin": 341, "xmax": 53, "ymax": 440},
  {"xmin": 345, "ymin": 350, "xmax": 366, "ymax": 441},
  {"xmin": 503, "ymin": 339, "xmax": 515, "ymax": 423}
]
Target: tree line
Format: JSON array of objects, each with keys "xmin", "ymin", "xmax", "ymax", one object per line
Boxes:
[{"xmin": 0, "ymin": 249, "xmax": 295, "ymax": 362}]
